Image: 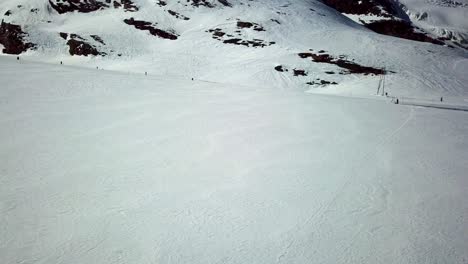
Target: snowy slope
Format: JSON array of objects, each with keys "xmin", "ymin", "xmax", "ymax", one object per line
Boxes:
[
  {"xmin": 1, "ymin": 55, "xmax": 468, "ymax": 264},
  {"xmin": 0, "ymin": 0, "xmax": 467, "ymax": 99},
  {"xmin": 2, "ymin": 1, "xmax": 468, "ymax": 263}
]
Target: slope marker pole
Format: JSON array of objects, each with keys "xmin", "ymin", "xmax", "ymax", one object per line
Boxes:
[{"xmin": 381, "ymin": 67, "xmax": 386, "ymax": 96}]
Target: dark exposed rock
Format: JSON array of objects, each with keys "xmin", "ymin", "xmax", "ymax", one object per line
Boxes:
[
  {"xmin": 207, "ymin": 26, "xmax": 274, "ymax": 48},
  {"xmin": 223, "ymin": 38, "xmax": 243, "ymax": 44},
  {"xmin": 237, "ymin": 21, "xmax": 265, "ymax": 31},
  {"xmin": 218, "ymin": 0, "xmax": 232, "ymax": 7},
  {"xmin": 298, "ymin": 52, "xmax": 386, "ymax": 75},
  {"xmin": 61, "ymin": 33, "xmax": 106, "ymax": 56},
  {"xmin": 70, "ymin": 33, "xmax": 85, "ymax": 40},
  {"xmin": 0, "ymin": 21, "xmax": 35, "ymax": 54},
  {"xmin": 364, "ymin": 20, "xmax": 444, "ymax": 45},
  {"xmin": 293, "ymin": 69, "xmax": 307, "ymax": 76},
  {"xmin": 188, "ymin": 0, "xmax": 215, "ymax": 8},
  {"xmin": 237, "ymin": 21, "xmax": 254, "ymax": 28},
  {"xmin": 168, "ymin": 10, "xmax": 190, "ymax": 20},
  {"xmin": 49, "ymin": 0, "xmax": 109, "ymax": 14},
  {"xmin": 49, "ymin": 0, "xmax": 138, "ymax": 13},
  {"xmin": 59, "ymin": 32, "xmax": 68, "ymax": 39},
  {"xmin": 124, "ymin": 18, "xmax": 178, "ymax": 40},
  {"xmin": 67, "ymin": 39, "xmax": 102, "ymax": 56},
  {"xmin": 90, "ymin": 34, "xmax": 105, "ymax": 45},
  {"xmin": 4, "ymin": 10, "xmax": 12, "ymax": 16},
  {"xmin": 274, "ymin": 65, "xmax": 287, "ymax": 72},
  {"xmin": 118, "ymin": 0, "xmax": 139, "ymax": 12},
  {"xmin": 271, "ymin": 19, "xmax": 281, "ymax": 24},
  {"xmin": 222, "ymin": 38, "xmax": 271, "ymax": 48},
  {"xmin": 307, "ymin": 79, "xmax": 338, "ymax": 86},
  {"xmin": 213, "ymin": 31, "xmax": 225, "ymax": 37}
]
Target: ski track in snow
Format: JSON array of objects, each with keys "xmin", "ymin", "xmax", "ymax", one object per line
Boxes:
[
  {"xmin": 276, "ymin": 105, "xmax": 415, "ymax": 263},
  {"xmin": 1, "ymin": 52, "xmax": 468, "ymax": 264}
]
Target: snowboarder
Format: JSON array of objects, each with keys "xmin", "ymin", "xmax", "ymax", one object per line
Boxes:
[
  {"xmin": 16, "ymin": 56, "xmax": 19, "ymax": 61},
  {"xmin": 440, "ymin": 97, "xmax": 443, "ymax": 102},
  {"xmin": 60, "ymin": 61, "xmax": 63, "ymax": 65},
  {"xmin": 395, "ymin": 98, "xmax": 399, "ymax": 104}
]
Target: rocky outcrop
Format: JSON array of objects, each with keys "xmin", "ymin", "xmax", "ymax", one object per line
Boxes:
[
  {"xmin": 60, "ymin": 33, "xmax": 106, "ymax": 56},
  {"xmin": 364, "ymin": 20, "xmax": 444, "ymax": 45},
  {"xmin": 0, "ymin": 21, "xmax": 35, "ymax": 54},
  {"xmin": 217, "ymin": 0, "xmax": 232, "ymax": 7},
  {"xmin": 167, "ymin": 10, "xmax": 190, "ymax": 20},
  {"xmin": 237, "ymin": 21, "xmax": 265, "ymax": 31},
  {"xmin": 298, "ymin": 51, "xmax": 386, "ymax": 75},
  {"xmin": 186, "ymin": 0, "xmax": 232, "ymax": 8},
  {"xmin": 49, "ymin": 0, "xmax": 109, "ymax": 14},
  {"xmin": 113, "ymin": 0, "xmax": 138, "ymax": 12},
  {"xmin": 49, "ymin": 0, "xmax": 137, "ymax": 14},
  {"xmin": 123, "ymin": 18, "xmax": 178, "ymax": 40},
  {"xmin": 206, "ymin": 19, "xmax": 274, "ymax": 48}
]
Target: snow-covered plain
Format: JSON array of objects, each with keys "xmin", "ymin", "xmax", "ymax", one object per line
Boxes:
[{"xmin": 1, "ymin": 56, "xmax": 468, "ymax": 263}]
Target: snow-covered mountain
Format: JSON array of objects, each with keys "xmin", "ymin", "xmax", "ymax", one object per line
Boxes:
[
  {"xmin": 399, "ymin": 0, "xmax": 468, "ymax": 48},
  {"xmin": 2, "ymin": 2, "xmax": 468, "ymax": 264},
  {"xmin": 1, "ymin": 0, "xmax": 467, "ymax": 98}
]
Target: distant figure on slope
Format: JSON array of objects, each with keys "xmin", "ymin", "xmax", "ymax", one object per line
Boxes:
[
  {"xmin": 16, "ymin": 56, "xmax": 19, "ymax": 61},
  {"xmin": 395, "ymin": 98, "xmax": 399, "ymax": 104},
  {"xmin": 440, "ymin": 97, "xmax": 443, "ymax": 102}
]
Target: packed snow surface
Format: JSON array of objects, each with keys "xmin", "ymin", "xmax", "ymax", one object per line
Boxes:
[
  {"xmin": 1, "ymin": 57, "xmax": 468, "ymax": 263},
  {"xmin": 1, "ymin": 0, "xmax": 468, "ymax": 97}
]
